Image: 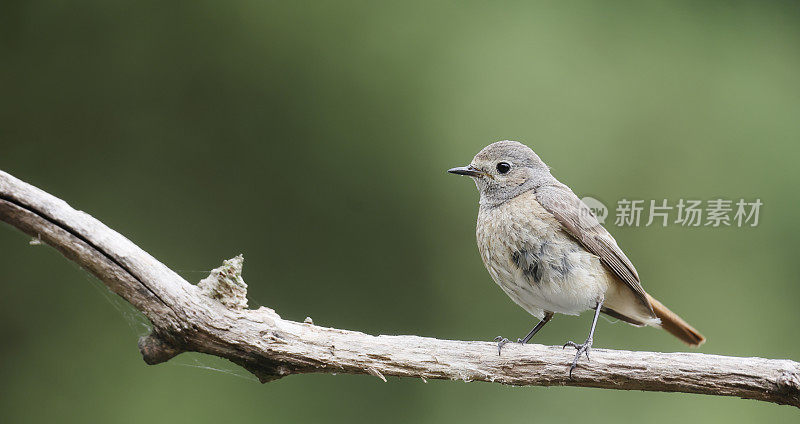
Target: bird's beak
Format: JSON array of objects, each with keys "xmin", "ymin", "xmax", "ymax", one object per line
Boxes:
[{"xmin": 447, "ymin": 165, "xmax": 483, "ymax": 177}]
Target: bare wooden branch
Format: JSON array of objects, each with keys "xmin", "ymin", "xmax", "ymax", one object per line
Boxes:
[{"xmin": 0, "ymin": 169, "xmax": 798, "ymax": 407}]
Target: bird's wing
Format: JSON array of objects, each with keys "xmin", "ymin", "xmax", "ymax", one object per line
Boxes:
[{"xmin": 535, "ymin": 183, "xmax": 654, "ymax": 314}]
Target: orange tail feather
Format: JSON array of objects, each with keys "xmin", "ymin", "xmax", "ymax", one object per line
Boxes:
[{"xmin": 646, "ymin": 294, "xmax": 706, "ymax": 347}]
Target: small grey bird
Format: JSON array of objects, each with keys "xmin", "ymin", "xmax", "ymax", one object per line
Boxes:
[{"xmin": 448, "ymin": 140, "xmax": 705, "ymax": 376}]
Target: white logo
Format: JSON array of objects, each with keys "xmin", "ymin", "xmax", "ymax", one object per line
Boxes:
[{"xmin": 578, "ymin": 196, "xmax": 608, "ymax": 226}]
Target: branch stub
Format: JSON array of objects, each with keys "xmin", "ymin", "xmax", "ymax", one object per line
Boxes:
[{"xmin": 197, "ymin": 254, "xmax": 249, "ymax": 310}]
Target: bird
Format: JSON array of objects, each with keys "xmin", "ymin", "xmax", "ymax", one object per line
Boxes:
[{"xmin": 447, "ymin": 140, "xmax": 705, "ymax": 376}]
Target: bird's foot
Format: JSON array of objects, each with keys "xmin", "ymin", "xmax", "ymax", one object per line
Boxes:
[
  {"xmin": 494, "ymin": 336, "xmax": 528, "ymax": 355},
  {"xmin": 562, "ymin": 336, "xmax": 592, "ymax": 377},
  {"xmin": 493, "ymin": 336, "xmax": 510, "ymax": 355}
]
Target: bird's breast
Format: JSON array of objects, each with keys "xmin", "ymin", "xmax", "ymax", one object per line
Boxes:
[{"xmin": 476, "ymin": 191, "xmax": 610, "ymax": 316}]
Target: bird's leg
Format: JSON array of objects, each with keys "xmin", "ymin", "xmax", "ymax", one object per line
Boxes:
[
  {"xmin": 519, "ymin": 312, "xmax": 554, "ymax": 344},
  {"xmin": 563, "ymin": 299, "xmax": 603, "ymax": 377},
  {"xmin": 494, "ymin": 312, "xmax": 554, "ymax": 356}
]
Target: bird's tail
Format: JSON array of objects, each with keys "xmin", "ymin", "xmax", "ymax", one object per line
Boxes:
[{"xmin": 646, "ymin": 293, "xmax": 706, "ymax": 347}]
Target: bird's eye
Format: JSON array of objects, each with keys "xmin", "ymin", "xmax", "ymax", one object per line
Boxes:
[{"xmin": 496, "ymin": 162, "xmax": 511, "ymax": 174}]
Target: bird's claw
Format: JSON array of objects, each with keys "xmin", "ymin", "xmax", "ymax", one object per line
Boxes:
[
  {"xmin": 562, "ymin": 337, "xmax": 593, "ymax": 377},
  {"xmin": 494, "ymin": 336, "xmax": 511, "ymax": 355},
  {"xmin": 494, "ymin": 335, "xmax": 530, "ymax": 356}
]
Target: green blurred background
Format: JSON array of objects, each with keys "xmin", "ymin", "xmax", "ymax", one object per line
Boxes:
[{"xmin": 2, "ymin": 1, "xmax": 799, "ymax": 422}]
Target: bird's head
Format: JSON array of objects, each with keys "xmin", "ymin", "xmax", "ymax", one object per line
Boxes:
[{"xmin": 448, "ymin": 140, "xmax": 555, "ymax": 207}]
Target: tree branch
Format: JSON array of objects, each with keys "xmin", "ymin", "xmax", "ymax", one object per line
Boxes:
[{"xmin": 0, "ymin": 170, "xmax": 798, "ymax": 408}]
